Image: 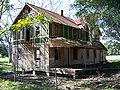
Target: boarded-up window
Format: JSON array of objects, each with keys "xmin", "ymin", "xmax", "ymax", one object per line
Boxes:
[
  {"xmin": 54, "ymin": 48, "xmax": 61, "ymax": 60},
  {"xmin": 86, "ymin": 49, "xmax": 89, "ymax": 59},
  {"xmin": 35, "ymin": 49, "xmax": 40, "ymax": 60},
  {"xmin": 73, "ymin": 47, "xmax": 78, "ymax": 60}
]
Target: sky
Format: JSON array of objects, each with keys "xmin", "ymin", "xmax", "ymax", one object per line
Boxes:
[{"xmin": 0, "ymin": 0, "xmax": 76, "ymax": 28}]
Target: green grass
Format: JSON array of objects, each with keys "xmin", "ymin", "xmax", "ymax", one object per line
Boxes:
[
  {"xmin": 0, "ymin": 79, "xmax": 55, "ymax": 90},
  {"xmin": 0, "ymin": 57, "xmax": 9, "ymax": 63},
  {"xmin": 106, "ymin": 56, "xmax": 120, "ymax": 62},
  {"xmin": 0, "ymin": 57, "xmax": 55, "ymax": 90},
  {"xmin": 0, "ymin": 57, "xmax": 12, "ymax": 72}
]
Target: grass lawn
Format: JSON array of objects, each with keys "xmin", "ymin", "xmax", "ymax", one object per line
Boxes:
[
  {"xmin": 106, "ymin": 55, "xmax": 120, "ymax": 62},
  {"xmin": 0, "ymin": 57, "xmax": 12, "ymax": 72},
  {"xmin": 0, "ymin": 79, "xmax": 54, "ymax": 90},
  {"xmin": 0, "ymin": 57, "xmax": 55, "ymax": 90}
]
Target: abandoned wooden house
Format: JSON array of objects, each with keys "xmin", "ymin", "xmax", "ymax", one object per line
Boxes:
[{"xmin": 12, "ymin": 3, "xmax": 107, "ymax": 75}]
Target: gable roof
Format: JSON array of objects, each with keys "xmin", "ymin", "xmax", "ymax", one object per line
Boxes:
[{"xmin": 13, "ymin": 3, "xmax": 82, "ymax": 29}]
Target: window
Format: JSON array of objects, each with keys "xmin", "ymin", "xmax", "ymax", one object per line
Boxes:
[
  {"xmin": 17, "ymin": 48, "xmax": 22, "ymax": 60},
  {"xmin": 22, "ymin": 27, "xmax": 24, "ymax": 39},
  {"xmin": 94, "ymin": 50, "xmax": 96, "ymax": 58},
  {"xmin": 55, "ymin": 24, "xmax": 59, "ymax": 36},
  {"xmin": 25, "ymin": 28, "xmax": 30, "ymax": 41},
  {"xmin": 69, "ymin": 27, "xmax": 72, "ymax": 39},
  {"xmin": 86, "ymin": 49, "xmax": 89, "ymax": 59},
  {"xmin": 49, "ymin": 23, "xmax": 52, "ymax": 37},
  {"xmin": 86, "ymin": 32, "xmax": 89, "ymax": 41},
  {"xmin": 16, "ymin": 31, "xmax": 20, "ymax": 39},
  {"xmin": 35, "ymin": 49, "xmax": 40, "ymax": 60},
  {"xmin": 81, "ymin": 49, "xmax": 83, "ymax": 59},
  {"xmin": 35, "ymin": 26, "xmax": 40, "ymax": 36},
  {"xmin": 13, "ymin": 32, "xmax": 16, "ymax": 40},
  {"xmin": 80, "ymin": 29, "xmax": 82, "ymax": 40},
  {"xmin": 73, "ymin": 47, "xmax": 78, "ymax": 60},
  {"xmin": 54, "ymin": 48, "xmax": 61, "ymax": 60}
]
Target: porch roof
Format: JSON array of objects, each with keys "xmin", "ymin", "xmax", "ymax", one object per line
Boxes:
[
  {"xmin": 49, "ymin": 37, "xmax": 87, "ymax": 47},
  {"xmin": 49, "ymin": 37, "xmax": 107, "ymax": 51}
]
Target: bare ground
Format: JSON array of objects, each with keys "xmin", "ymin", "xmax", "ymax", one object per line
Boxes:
[{"xmin": 0, "ymin": 72, "xmax": 120, "ymax": 90}]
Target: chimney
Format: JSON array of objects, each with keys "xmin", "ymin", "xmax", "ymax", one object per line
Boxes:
[{"xmin": 61, "ymin": 10, "xmax": 63, "ymax": 16}]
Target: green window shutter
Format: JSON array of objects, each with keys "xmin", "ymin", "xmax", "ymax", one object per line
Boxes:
[
  {"xmin": 13, "ymin": 32, "xmax": 16, "ymax": 40},
  {"xmin": 69, "ymin": 27, "xmax": 72, "ymax": 40},
  {"xmin": 60, "ymin": 24, "xmax": 63, "ymax": 37},
  {"xmin": 30, "ymin": 26, "xmax": 34, "ymax": 38},
  {"xmin": 35, "ymin": 38, "xmax": 40, "ymax": 43},
  {"xmin": 80, "ymin": 29, "xmax": 82, "ymax": 40},
  {"xmin": 63, "ymin": 25, "xmax": 68, "ymax": 39}
]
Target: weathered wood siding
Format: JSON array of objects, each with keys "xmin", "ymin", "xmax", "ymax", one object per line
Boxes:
[
  {"xmin": 12, "ymin": 45, "xmax": 34, "ymax": 71},
  {"xmin": 49, "ymin": 47, "xmax": 64, "ymax": 67},
  {"xmin": 49, "ymin": 47, "xmax": 107, "ymax": 68},
  {"xmin": 12, "ymin": 44, "xmax": 49, "ymax": 72}
]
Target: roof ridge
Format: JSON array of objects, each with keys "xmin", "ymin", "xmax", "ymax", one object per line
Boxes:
[
  {"xmin": 26, "ymin": 3, "xmax": 78, "ymax": 25},
  {"xmin": 26, "ymin": 3, "xmax": 62, "ymax": 17}
]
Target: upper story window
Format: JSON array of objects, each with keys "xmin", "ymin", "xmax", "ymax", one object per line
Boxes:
[
  {"xmin": 35, "ymin": 23, "xmax": 40, "ymax": 37},
  {"xmin": 25, "ymin": 27, "xmax": 30, "ymax": 41},
  {"xmin": 35, "ymin": 25, "xmax": 40, "ymax": 36},
  {"xmin": 49, "ymin": 23, "xmax": 52, "ymax": 37},
  {"xmin": 79, "ymin": 29, "xmax": 82, "ymax": 40},
  {"xmin": 49, "ymin": 23, "xmax": 62, "ymax": 38},
  {"xmin": 73, "ymin": 29, "xmax": 76, "ymax": 39},
  {"xmin": 86, "ymin": 31, "xmax": 89, "ymax": 41}
]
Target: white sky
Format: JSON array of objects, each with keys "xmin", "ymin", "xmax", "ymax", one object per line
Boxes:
[{"xmin": 0, "ymin": 0, "xmax": 76, "ymax": 28}]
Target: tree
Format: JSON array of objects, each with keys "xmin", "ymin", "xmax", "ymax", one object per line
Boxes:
[{"xmin": 73, "ymin": 0, "xmax": 120, "ymax": 55}]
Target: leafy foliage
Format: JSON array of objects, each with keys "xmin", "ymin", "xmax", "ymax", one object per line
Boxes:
[
  {"xmin": 10, "ymin": 13, "xmax": 48, "ymax": 32},
  {"xmin": 0, "ymin": 0, "xmax": 10, "ymax": 19},
  {"xmin": 73, "ymin": 0, "xmax": 120, "ymax": 55}
]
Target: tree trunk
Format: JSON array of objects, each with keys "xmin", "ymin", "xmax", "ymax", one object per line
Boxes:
[{"xmin": 8, "ymin": 42, "xmax": 12, "ymax": 63}]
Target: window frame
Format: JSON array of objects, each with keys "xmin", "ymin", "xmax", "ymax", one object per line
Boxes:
[{"xmin": 35, "ymin": 48, "xmax": 40, "ymax": 60}]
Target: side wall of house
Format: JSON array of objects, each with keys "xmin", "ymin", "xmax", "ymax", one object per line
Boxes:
[
  {"xmin": 49, "ymin": 47, "xmax": 107, "ymax": 68},
  {"xmin": 12, "ymin": 44, "xmax": 49, "ymax": 72},
  {"xmin": 12, "ymin": 45, "xmax": 34, "ymax": 71}
]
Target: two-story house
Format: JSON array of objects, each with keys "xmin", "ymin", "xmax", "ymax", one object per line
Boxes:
[{"xmin": 12, "ymin": 3, "xmax": 107, "ymax": 74}]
